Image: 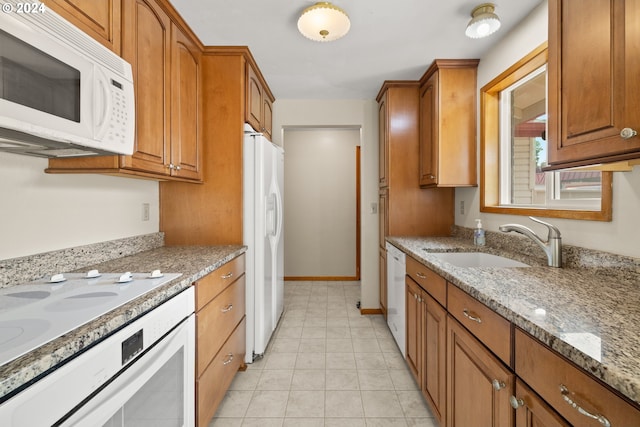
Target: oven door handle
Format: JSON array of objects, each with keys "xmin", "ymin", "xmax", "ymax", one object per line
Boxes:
[{"xmin": 58, "ymin": 316, "xmax": 195, "ymax": 426}]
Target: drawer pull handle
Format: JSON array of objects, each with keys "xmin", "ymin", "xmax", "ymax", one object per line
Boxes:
[
  {"xmin": 223, "ymin": 353, "xmax": 234, "ymax": 365},
  {"xmin": 416, "ymin": 272, "xmax": 427, "ymax": 279},
  {"xmin": 463, "ymin": 309, "xmax": 482, "ymax": 323},
  {"xmin": 510, "ymin": 395, "xmax": 525, "ymax": 409},
  {"xmin": 221, "ymin": 304, "xmax": 233, "ymax": 313},
  {"xmin": 559, "ymin": 385, "xmax": 611, "ymax": 427},
  {"xmin": 221, "ymin": 272, "xmax": 234, "ymax": 279},
  {"xmin": 492, "ymin": 379, "xmax": 506, "ymax": 391}
]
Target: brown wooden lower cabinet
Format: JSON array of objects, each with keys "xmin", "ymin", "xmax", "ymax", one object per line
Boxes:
[
  {"xmin": 446, "ymin": 316, "xmax": 514, "ymax": 427},
  {"xmin": 511, "ymin": 379, "xmax": 570, "ymax": 427},
  {"xmin": 401, "ymin": 257, "xmax": 640, "ymax": 427},
  {"xmin": 194, "ymin": 254, "xmax": 246, "ymax": 426},
  {"xmin": 405, "ymin": 274, "xmax": 447, "ymax": 425}
]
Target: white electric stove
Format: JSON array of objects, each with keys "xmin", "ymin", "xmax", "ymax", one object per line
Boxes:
[{"xmin": 0, "ymin": 270, "xmax": 182, "ymax": 367}]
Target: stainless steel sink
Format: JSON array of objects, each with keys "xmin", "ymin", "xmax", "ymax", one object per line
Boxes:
[{"xmin": 428, "ymin": 252, "xmax": 529, "ymax": 268}]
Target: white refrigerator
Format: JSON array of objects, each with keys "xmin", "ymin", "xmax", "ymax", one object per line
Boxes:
[{"xmin": 243, "ymin": 124, "xmax": 284, "ymax": 363}]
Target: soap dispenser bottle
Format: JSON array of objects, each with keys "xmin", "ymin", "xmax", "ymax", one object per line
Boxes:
[{"xmin": 474, "ymin": 219, "xmax": 486, "ymax": 246}]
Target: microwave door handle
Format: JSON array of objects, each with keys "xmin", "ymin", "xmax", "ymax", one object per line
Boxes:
[{"xmin": 94, "ymin": 66, "xmax": 112, "ymax": 140}]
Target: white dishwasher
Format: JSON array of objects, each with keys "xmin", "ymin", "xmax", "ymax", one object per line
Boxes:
[{"xmin": 386, "ymin": 242, "xmax": 406, "ymax": 357}]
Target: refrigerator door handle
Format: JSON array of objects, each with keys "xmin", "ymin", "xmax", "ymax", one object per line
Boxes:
[
  {"xmin": 266, "ymin": 194, "xmax": 277, "ymax": 237},
  {"xmin": 273, "ymin": 183, "xmax": 283, "ymax": 241}
]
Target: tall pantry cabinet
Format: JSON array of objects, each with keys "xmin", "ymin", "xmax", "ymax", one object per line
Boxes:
[{"xmin": 377, "ymin": 82, "xmax": 454, "ymax": 315}]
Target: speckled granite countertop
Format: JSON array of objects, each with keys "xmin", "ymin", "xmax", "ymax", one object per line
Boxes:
[
  {"xmin": 0, "ymin": 245, "xmax": 245, "ymax": 402},
  {"xmin": 387, "ymin": 235, "xmax": 640, "ymax": 407}
]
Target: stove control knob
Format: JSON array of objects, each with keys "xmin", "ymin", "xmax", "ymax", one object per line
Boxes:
[
  {"xmin": 149, "ymin": 269, "xmax": 163, "ymax": 278},
  {"xmin": 118, "ymin": 272, "xmax": 133, "ymax": 283},
  {"xmin": 50, "ymin": 273, "xmax": 66, "ymax": 283}
]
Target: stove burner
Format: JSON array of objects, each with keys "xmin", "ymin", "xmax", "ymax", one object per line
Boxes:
[
  {"xmin": 5, "ymin": 291, "xmax": 51, "ymax": 300},
  {"xmin": 0, "ymin": 319, "xmax": 51, "ymax": 346}
]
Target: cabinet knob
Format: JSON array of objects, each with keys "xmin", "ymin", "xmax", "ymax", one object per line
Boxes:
[
  {"xmin": 510, "ymin": 395, "xmax": 525, "ymax": 409},
  {"xmin": 492, "ymin": 379, "xmax": 506, "ymax": 391},
  {"xmin": 429, "ymin": 175, "xmax": 435, "ymax": 179},
  {"xmin": 175, "ymin": 165, "xmax": 181, "ymax": 171},
  {"xmin": 167, "ymin": 163, "xmax": 174, "ymax": 169},
  {"xmin": 620, "ymin": 128, "xmax": 637, "ymax": 139}
]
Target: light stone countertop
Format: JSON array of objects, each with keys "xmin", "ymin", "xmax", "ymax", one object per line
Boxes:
[
  {"xmin": 387, "ymin": 235, "xmax": 640, "ymax": 407},
  {"xmin": 0, "ymin": 245, "xmax": 246, "ymax": 403}
]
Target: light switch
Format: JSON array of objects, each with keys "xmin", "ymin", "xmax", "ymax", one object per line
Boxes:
[
  {"xmin": 142, "ymin": 203, "xmax": 150, "ymax": 221},
  {"xmin": 370, "ymin": 202, "xmax": 378, "ymax": 214}
]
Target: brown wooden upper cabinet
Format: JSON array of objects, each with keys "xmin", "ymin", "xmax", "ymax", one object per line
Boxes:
[
  {"xmin": 43, "ymin": 0, "xmax": 121, "ymax": 54},
  {"xmin": 418, "ymin": 60, "xmax": 479, "ymax": 188},
  {"xmin": 547, "ymin": 0, "xmax": 640, "ymax": 168},
  {"xmin": 47, "ymin": 0, "xmax": 202, "ymax": 182},
  {"xmin": 246, "ymin": 65, "xmax": 274, "ymax": 140}
]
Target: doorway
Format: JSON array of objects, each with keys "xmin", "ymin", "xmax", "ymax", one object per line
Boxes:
[{"xmin": 283, "ymin": 127, "xmax": 361, "ymax": 280}]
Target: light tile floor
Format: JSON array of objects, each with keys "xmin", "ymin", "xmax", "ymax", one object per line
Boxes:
[{"xmin": 210, "ymin": 281, "xmax": 437, "ymax": 427}]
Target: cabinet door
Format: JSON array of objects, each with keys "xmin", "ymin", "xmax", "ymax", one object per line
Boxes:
[
  {"xmin": 405, "ymin": 277, "xmax": 422, "ymax": 384},
  {"xmin": 170, "ymin": 23, "xmax": 202, "ymax": 181},
  {"xmin": 263, "ymin": 96, "xmax": 273, "ymax": 141},
  {"xmin": 423, "ymin": 292, "xmax": 447, "ymax": 425},
  {"xmin": 447, "ymin": 316, "xmax": 514, "ymax": 427},
  {"xmin": 378, "ymin": 93, "xmax": 389, "ymax": 187},
  {"xmin": 121, "ymin": 0, "xmax": 171, "ymax": 175},
  {"xmin": 44, "ymin": 0, "xmax": 121, "ymax": 53},
  {"xmin": 246, "ymin": 65, "xmax": 263, "ymax": 132},
  {"xmin": 378, "ymin": 189, "xmax": 388, "ymax": 244},
  {"xmin": 548, "ymin": 0, "xmax": 640, "ymax": 166},
  {"xmin": 419, "ymin": 72, "xmax": 438, "ymax": 187},
  {"xmin": 512, "ymin": 379, "xmax": 570, "ymax": 427}
]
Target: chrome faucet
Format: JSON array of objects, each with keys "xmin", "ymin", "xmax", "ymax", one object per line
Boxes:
[{"xmin": 499, "ymin": 217, "xmax": 562, "ymax": 267}]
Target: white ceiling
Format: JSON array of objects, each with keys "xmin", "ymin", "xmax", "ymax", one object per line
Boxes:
[{"xmin": 171, "ymin": 0, "xmax": 544, "ymax": 100}]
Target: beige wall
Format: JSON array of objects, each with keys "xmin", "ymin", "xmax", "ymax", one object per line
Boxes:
[
  {"xmin": 283, "ymin": 128, "xmax": 359, "ymax": 277},
  {"xmin": 0, "ymin": 153, "xmax": 159, "ymax": 260},
  {"xmin": 457, "ymin": 0, "xmax": 640, "ymax": 258},
  {"xmin": 273, "ymin": 99, "xmax": 380, "ymax": 309}
]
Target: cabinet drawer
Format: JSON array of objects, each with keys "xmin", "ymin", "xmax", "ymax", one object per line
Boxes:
[
  {"xmin": 406, "ymin": 256, "xmax": 446, "ymax": 306},
  {"xmin": 196, "ymin": 317, "xmax": 246, "ymax": 427},
  {"xmin": 196, "ymin": 275, "xmax": 245, "ymax": 378},
  {"xmin": 447, "ymin": 283, "xmax": 511, "ymax": 365},
  {"xmin": 515, "ymin": 329, "xmax": 640, "ymax": 427},
  {"xmin": 195, "ymin": 254, "xmax": 245, "ymax": 311}
]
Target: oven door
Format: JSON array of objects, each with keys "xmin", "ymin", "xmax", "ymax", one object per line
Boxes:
[{"xmin": 58, "ymin": 315, "xmax": 195, "ymax": 427}]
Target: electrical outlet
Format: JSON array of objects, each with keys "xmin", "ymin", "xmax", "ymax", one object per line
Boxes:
[
  {"xmin": 142, "ymin": 203, "xmax": 150, "ymax": 221},
  {"xmin": 459, "ymin": 200, "xmax": 465, "ymax": 215}
]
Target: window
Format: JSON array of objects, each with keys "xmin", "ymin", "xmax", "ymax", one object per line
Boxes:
[{"xmin": 480, "ymin": 43, "xmax": 612, "ymax": 221}]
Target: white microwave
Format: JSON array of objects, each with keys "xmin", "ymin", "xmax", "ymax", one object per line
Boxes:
[{"xmin": 0, "ymin": 1, "xmax": 135, "ymax": 158}]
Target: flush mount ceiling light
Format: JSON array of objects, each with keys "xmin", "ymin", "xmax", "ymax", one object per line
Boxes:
[
  {"xmin": 465, "ymin": 3, "xmax": 501, "ymax": 39},
  {"xmin": 297, "ymin": 2, "xmax": 350, "ymax": 42}
]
